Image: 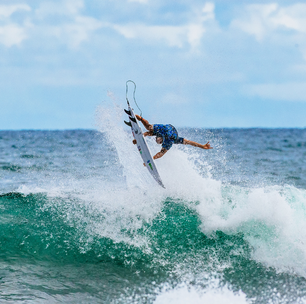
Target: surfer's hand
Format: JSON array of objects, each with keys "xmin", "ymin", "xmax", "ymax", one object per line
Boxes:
[
  {"xmin": 143, "ymin": 163, "xmax": 146, "ymax": 167},
  {"xmin": 203, "ymin": 142, "xmax": 213, "ymax": 149},
  {"xmin": 153, "ymin": 148, "xmax": 167, "ymax": 159},
  {"xmin": 133, "ymin": 139, "xmax": 137, "ymax": 145}
]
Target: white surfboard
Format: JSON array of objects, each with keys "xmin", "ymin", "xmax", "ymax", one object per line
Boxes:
[{"xmin": 124, "ymin": 101, "xmax": 165, "ymax": 188}]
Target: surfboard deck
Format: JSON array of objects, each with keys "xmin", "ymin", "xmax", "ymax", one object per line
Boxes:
[{"xmin": 124, "ymin": 101, "xmax": 165, "ymax": 188}]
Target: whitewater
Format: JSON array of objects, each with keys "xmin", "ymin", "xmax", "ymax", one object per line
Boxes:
[{"xmin": 1, "ymin": 101, "xmax": 306, "ymax": 303}]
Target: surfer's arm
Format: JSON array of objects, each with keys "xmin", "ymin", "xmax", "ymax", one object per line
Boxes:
[
  {"xmin": 143, "ymin": 131, "xmax": 154, "ymax": 137},
  {"xmin": 183, "ymin": 139, "xmax": 213, "ymax": 150},
  {"xmin": 135, "ymin": 115, "xmax": 153, "ymax": 132},
  {"xmin": 132, "ymin": 130, "xmax": 153, "ymax": 144},
  {"xmin": 153, "ymin": 148, "xmax": 167, "ymax": 159}
]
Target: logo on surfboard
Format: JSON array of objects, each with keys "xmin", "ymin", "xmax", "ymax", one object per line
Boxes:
[{"xmin": 147, "ymin": 160, "xmax": 153, "ymax": 170}]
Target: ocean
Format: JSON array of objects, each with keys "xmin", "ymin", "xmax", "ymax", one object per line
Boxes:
[{"xmin": 1, "ymin": 104, "xmax": 306, "ymax": 303}]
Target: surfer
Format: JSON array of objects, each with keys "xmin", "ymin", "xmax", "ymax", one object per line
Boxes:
[{"xmin": 133, "ymin": 115, "xmax": 212, "ymax": 159}]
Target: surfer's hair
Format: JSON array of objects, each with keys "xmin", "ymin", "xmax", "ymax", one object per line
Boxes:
[{"xmin": 156, "ymin": 137, "xmax": 163, "ymax": 144}]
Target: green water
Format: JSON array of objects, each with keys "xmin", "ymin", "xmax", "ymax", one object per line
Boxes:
[{"xmin": 1, "ymin": 192, "xmax": 306, "ymax": 303}]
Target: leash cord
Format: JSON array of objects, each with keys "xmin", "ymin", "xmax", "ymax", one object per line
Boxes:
[{"xmin": 126, "ymin": 80, "xmax": 142, "ymax": 117}]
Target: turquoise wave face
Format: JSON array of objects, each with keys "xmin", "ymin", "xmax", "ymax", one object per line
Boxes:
[{"xmin": 1, "ymin": 192, "xmax": 306, "ymax": 303}]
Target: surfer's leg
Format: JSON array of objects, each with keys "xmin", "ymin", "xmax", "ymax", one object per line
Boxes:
[
  {"xmin": 183, "ymin": 139, "xmax": 213, "ymax": 149},
  {"xmin": 135, "ymin": 115, "xmax": 153, "ymax": 132}
]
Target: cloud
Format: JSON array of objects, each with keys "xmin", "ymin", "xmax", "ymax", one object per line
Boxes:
[
  {"xmin": 0, "ymin": 4, "xmax": 31, "ymax": 19},
  {"xmin": 32, "ymin": 0, "xmax": 103, "ymax": 48},
  {"xmin": 231, "ymin": 3, "xmax": 306, "ymax": 41},
  {"xmin": 244, "ymin": 82, "xmax": 306, "ymax": 102},
  {"xmin": 231, "ymin": 4, "xmax": 277, "ymax": 41},
  {"xmin": 112, "ymin": 23, "xmax": 187, "ymax": 47},
  {"xmin": 35, "ymin": 0, "xmax": 84, "ymax": 18},
  {"xmin": 0, "ymin": 1, "xmax": 102, "ymax": 48},
  {"xmin": 0, "ymin": 23, "xmax": 31, "ymax": 47},
  {"xmin": 111, "ymin": 2, "xmax": 215, "ymax": 49},
  {"xmin": 44, "ymin": 16, "xmax": 103, "ymax": 47},
  {"xmin": 272, "ymin": 3, "xmax": 306, "ymax": 33},
  {"xmin": 0, "ymin": 4, "xmax": 31, "ymax": 47}
]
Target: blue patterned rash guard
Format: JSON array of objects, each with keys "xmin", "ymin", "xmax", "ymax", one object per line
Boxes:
[{"xmin": 152, "ymin": 124, "xmax": 184, "ymax": 150}]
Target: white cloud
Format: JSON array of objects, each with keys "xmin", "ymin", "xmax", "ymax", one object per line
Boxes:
[
  {"xmin": 231, "ymin": 3, "xmax": 306, "ymax": 41},
  {"xmin": 112, "ymin": 23, "xmax": 187, "ymax": 47},
  {"xmin": 231, "ymin": 4, "xmax": 278, "ymax": 41},
  {"xmin": 48, "ymin": 16, "xmax": 103, "ymax": 47},
  {"xmin": 272, "ymin": 3, "xmax": 306, "ymax": 33},
  {"xmin": 244, "ymin": 82, "xmax": 306, "ymax": 102},
  {"xmin": 0, "ymin": 4, "xmax": 31, "ymax": 19},
  {"xmin": 35, "ymin": 0, "xmax": 84, "ymax": 18},
  {"xmin": 33, "ymin": 0, "xmax": 102, "ymax": 47},
  {"xmin": 0, "ymin": 0, "xmax": 102, "ymax": 48},
  {"xmin": 111, "ymin": 2, "xmax": 215, "ymax": 49},
  {"xmin": 0, "ymin": 23, "xmax": 30, "ymax": 47},
  {"xmin": 0, "ymin": 4, "xmax": 31, "ymax": 47},
  {"xmin": 202, "ymin": 2, "xmax": 215, "ymax": 21}
]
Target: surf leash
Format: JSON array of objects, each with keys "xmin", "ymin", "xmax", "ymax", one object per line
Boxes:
[{"xmin": 126, "ymin": 80, "xmax": 142, "ymax": 117}]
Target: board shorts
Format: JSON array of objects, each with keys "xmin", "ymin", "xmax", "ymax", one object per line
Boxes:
[{"xmin": 153, "ymin": 124, "xmax": 184, "ymax": 150}]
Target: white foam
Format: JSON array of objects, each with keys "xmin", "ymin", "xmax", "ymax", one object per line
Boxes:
[
  {"xmin": 195, "ymin": 183, "xmax": 306, "ymax": 277},
  {"xmin": 154, "ymin": 284, "xmax": 248, "ymax": 304}
]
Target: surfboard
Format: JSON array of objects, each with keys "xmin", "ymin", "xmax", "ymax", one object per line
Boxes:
[{"xmin": 124, "ymin": 101, "xmax": 165, "ymax": 188}]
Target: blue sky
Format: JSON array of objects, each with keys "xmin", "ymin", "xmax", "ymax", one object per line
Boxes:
[{"xmin": 1, "ymin": 0, "xmax": 306, "ymax": 129}]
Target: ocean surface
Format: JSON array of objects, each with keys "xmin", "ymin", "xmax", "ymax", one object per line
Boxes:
[{"xmin": 1, "ymin": 105, "xmax": 306, "ymax": 303}]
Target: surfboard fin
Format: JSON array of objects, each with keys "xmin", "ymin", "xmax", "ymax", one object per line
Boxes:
[
  {"xmin": 124, "ymin": 120, "xmax": 132, "ymax": 127},
  {"xmin": 124, "ymin": 109, "xmax": 131, "ymax": 115},
  {"xmin": 129, "ymin": 117, "xmax": 137, "ymax": 123}
]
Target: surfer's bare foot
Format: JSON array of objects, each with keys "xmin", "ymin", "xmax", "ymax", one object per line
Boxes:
[
  {"xmin": 135, "ymin": 115, "xmax": 142, "ymax": 121},
  {"xmin": 133, "ymin": 139, "xmax": 137, "ymax": 144}
]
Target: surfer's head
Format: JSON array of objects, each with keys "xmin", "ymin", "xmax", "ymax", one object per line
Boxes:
[{"xmin": 156, "ymin": 137, "xmax": 163, "ymax": 144}]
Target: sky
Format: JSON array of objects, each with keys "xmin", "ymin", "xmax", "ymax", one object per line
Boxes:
[{"xmin": 1, "ymin": 0, "xmax": 306, "ymax": 129}]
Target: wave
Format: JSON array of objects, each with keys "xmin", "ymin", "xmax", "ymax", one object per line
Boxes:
[
  {"xmin": 2, "ymin": 186, "xmax": 306, "ymax": 303},
  {"xmin": 1, "ymin": 103, "xmax": 306, "ymax": 302}
]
